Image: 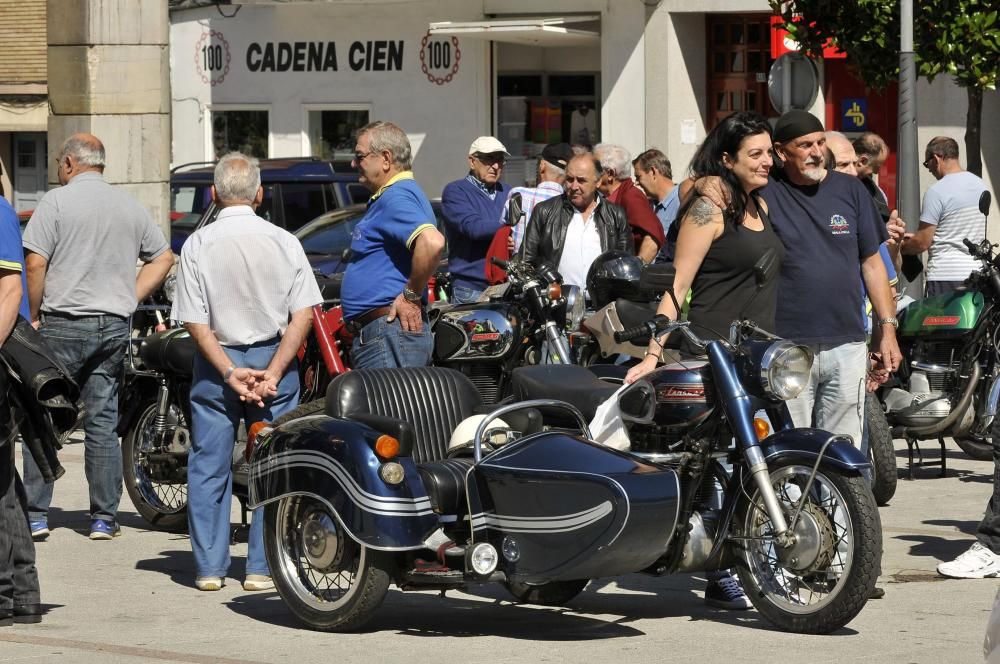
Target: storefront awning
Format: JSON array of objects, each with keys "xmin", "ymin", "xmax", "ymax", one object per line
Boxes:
[{"xmin": 429, "ymin": 16, "xmax": 600, "ymax": 48}]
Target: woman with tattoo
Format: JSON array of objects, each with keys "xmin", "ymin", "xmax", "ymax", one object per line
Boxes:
[{"xmin": 624, "ymin": 111, "xmax": 784, "ymax": 610}]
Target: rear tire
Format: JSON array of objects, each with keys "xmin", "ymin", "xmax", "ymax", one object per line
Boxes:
[
  {"xmin": 122, "ymin": 398, "xmax": 189, "ymax": 532},
  {"xmin": 865, "ymin": 393, "xmax": 897, "ymax": 506},
  {"xmin": 504, "ymin": 579, "xmax": 588, "ymax": 606},
  {"xmin": 271, "ymin": 398, "xmax": 327, "ymax": 428},
  {"xmin": 955, "ymin": 433, "xmax": 993, "ymax": 461}
]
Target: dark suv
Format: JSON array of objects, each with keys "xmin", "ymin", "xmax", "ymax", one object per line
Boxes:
[{"xmin": 169, "ymin": 157, "xmax": 368, "ymax": 252}]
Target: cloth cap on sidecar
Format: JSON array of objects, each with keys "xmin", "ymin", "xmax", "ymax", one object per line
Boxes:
[{"xmin": 448, "ymin": 415, "xmax": 511, "ymax": 452}]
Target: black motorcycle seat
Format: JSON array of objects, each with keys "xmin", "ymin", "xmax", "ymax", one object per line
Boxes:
[
  {"xmin": 510, "ymin": 365, "xmax": 618, "ymax": 422},
  {"xmin": 139, "ymin": 328, "xmax": 197, "ymax": 375},
  {"xmin": 417, "ymin": 458, "xmax": 474, "ymax": 515},
  {"xmin": 325, "ymin": 367, "xmax": 483, "ymax": 463}
]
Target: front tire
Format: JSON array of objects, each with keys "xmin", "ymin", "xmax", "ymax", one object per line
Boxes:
[
  {"xmin": 733, "ymin": 461, "xmax": 881, "ymax": 634},
  {"xmin": 504, "ymin": 579, "xmax": 588, "ymax": 606},
  {"xmin": 865, "ymin": 393, "xmax": 898, "ymax": 506},
  {"xmin": 955, "ymin": 433, "xmax": 993, "ymax": 461},
  {"xmin": 122, "ymin": 398, "xmax": 189, "ymax": 531},
  {"xmin": 264, "ymin": 496, "xmax": 390, "ymax": 632}
]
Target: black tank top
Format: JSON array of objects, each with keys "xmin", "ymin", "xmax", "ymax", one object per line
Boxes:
[{"xmin": 686, "ymin": 200, "xmax": 785, "ymax": 342}]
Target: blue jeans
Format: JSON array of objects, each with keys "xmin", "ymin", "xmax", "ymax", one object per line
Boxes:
[
  {"xmin": 350, "ymin": 315, "xmax": 433, "ymax": 370},
  {"xmin": 22, "ymin": 314, "xmax": 128, "ymax": 523},
  {"xmin": 188, "ymin": 338, "xmax": 299, "ymax": 579},
  {"xmin": 451, "ymin": 284, "xmax": 483, "ymax": 305}
]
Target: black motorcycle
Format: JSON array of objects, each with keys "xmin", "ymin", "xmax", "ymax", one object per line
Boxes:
[
  {"xmin": 876, "ymin": 191, "xmax": 997, "ymax": 469},
  {"xmin": 429, "ymin": 257, "xmax": 577, "ymax": 404}
]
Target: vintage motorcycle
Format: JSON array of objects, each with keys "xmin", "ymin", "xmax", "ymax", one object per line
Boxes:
[
  {"xmin": 428, "ymin": 257, "xmax": 576, "ymax": 404},
  {"xmin": 876, "ymin": 191, "xmax": 997, "ymax": 467},
  {"xmin": 246, "ymin": 253, "xmax": 881, "ymax": 635},
  {"xmin": 118, "ymin": 275, "xmax": 347, "ymax": 530}
]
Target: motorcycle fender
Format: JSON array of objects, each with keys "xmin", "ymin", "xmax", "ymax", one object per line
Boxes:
[
  {"xmin": 248, "ymin": 415, "xmax": 439, "ymax": 551},
  {"xmin": 759, "ymin": 427, "xmax": 870, "ymax": 476},
  {"xmin": 984, "ymin": 374, "xmax": 1000, "ymax": 429}
]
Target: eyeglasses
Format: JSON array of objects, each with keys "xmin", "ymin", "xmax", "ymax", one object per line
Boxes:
[
  {"xmin": 473, "ymin": 153, "xmax": 506, "ymax": 167},
  {"xmin": 353, "ymin": 150, "xmax": 374, "ymax": 164},
  {"xmin": 923, "ymin": 155, "xmax": 936, "ymax": 169}
]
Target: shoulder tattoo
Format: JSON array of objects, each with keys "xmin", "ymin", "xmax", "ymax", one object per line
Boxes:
[{"xmin": 686, "ymin": 198, "xmax": 720, "ymax": 227}]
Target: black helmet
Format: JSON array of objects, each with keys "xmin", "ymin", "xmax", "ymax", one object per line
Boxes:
[{"xmin": 586, "ymin": 250, "xmax": 645, "ymax": 309}]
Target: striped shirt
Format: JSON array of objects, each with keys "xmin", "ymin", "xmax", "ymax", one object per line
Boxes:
[
  {"xmin": 172, "ymin": 205, "xmax": 321, "ymax": 346},
  {"xmin": 503, "ymin": 181, "xmax": 564, "ymax": 253},
  {"xmin": 921, "ymin": 170, "xmax": 987, "ymax": 282}
]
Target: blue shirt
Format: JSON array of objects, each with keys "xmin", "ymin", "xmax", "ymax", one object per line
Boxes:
[
  {"xmin": 441, "ymin": 176, "xmax": 508, "ymax": 290},
  {"xmin": 654, "ymin": 185, "xmax": 680, "ymax": 263},
  {"xmin": 341, "ymin": 173, "xmax": 436, "ymax": 320},
  {"xmin": 760, "ymin": 170, "xmax": 887, "ymax": 345},
  {"xmin": 0, "ymin": 198, "xmax": 30, "ymax": 320}
]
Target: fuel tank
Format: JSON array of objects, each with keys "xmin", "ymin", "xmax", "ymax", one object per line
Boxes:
[
  {"xmin": 628, "ymin": 360, "xmax": 716, "ymax": 454},
  {"xmin": 898, "ymin": 290, "xmax": 984, "ymax": 337},
  {"xmin": 432, "ymin": 302, "xmax": 521, "ymax": 362}
]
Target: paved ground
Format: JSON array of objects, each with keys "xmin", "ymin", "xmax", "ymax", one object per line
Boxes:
[{"xmin": 1, "ymin": 437, "xmax": 997, "ymax": 663}]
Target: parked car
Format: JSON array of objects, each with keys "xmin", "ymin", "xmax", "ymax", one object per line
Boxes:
[
  {"xmin": 295, "ymin": 199, "xmax": 446, "ymax": 275},
  {"xmin": 169, "ymin": 157, "xmax": 368, "ymax": 253}
]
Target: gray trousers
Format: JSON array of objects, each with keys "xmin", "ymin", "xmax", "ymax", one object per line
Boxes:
[
  {"xmin": 0, "ymin": 442, "xmax": 40, "ymax": 611},
  {"xmin": 785, "ymin": 341, "xmax": 867, "ymax": 448}
]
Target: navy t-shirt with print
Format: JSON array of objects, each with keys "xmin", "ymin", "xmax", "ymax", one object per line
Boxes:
[{"xmin": 759, "ymin": 169, "xmax": 887, "ymax": 345}]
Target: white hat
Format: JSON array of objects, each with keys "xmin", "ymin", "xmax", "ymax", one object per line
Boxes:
[
  {"xmin": 469, "ymin": 136, "xmax": 510, "ymax": 157},
  {"xmin": 448, "ymin": 415, "xmax": 511, "ymax": 452}
]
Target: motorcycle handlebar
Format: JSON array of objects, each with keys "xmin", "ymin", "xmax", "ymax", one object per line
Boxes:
[
  {"xmin": 964, "ymin": 238, "xmax": 980, "ymax": 256},
  {"xmin": 613, "ymin": 322, "xmax": 654, "ymax": 344},
  {"xmin": 490, "ymin": 257, "xmax": 509, "ymax": 271}
]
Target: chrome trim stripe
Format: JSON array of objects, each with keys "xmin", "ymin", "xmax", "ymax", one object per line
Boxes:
[{"xmin": 468, "ymin": 501, "xmax": 614, "ymax": 533}]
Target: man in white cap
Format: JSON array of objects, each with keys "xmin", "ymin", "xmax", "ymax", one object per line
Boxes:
[{"xmin": 441, "ymin": 136, "xmax": 510, "ymax": 303}]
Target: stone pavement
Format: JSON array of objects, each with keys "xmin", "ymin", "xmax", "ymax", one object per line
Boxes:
[{"xmin": 1, "ymin": 438, "xmax": 997, "ymax": 663}]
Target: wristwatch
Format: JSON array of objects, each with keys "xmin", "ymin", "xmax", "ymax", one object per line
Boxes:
[
  {"xmin": 878, "ymin": 316, "xmax": 899, "ymax": 329},
  {"xmin": 402, "ymin": 287, "xmax": 423, "ymax": 304}
]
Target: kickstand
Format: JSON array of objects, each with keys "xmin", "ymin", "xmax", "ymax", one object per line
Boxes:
[
  {"xmin": 229, "ymin": 500, "xmax": 251, "ymax": 545},
  {"xmin": 904, "ymin": 436, "xmax": 947, "ymax": 479},
  {"xmin": 906, "ymin": 437, "xmax": 919, "ymax": 480},
  {"xmin": 937, "ymin": 436, "xmax": 948, "ymax": 478}
]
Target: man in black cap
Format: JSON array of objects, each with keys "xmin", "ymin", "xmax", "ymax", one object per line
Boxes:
[{"xmin": 484, "ymin": 143, "xmax": 572, "ymax": 284}]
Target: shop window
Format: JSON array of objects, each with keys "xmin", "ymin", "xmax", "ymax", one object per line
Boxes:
[
  {"xmin": 308, "ymin": 109, "xmax": 370, "ymax": 161},
  {"xmin": 706, "ymin": 14, "xmax": 776, "ymax": 128},
  {"xmin": 498, "ymin": 75, "xmax": 542, "ymax": 97},
  {"xmin": 212, "ymin": 110, "xmax": 269, "ymax": 159},
  {"xmin": 549, "ymin": 75, "xmax": 595, "ymax": 97}
]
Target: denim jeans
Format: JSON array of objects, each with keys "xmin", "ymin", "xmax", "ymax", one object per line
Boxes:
[
  {"xmin": 0, "ymin": 442, "xmax": 39, "ymax": 610},
  {"xmin": 22, "ymin": 314, "xmax": 128, "ymax": 523},
  {"xmin": 451, "ymin": 284, "xmax": 484, "ymax": 305},
  {"xmin": 188, "ymin": 338, "xmax": 299, "ymax": 579},
  {"xmin": 350, "ymin": 315, "xmax": 433, "ymax": 370},
  {"xmin": 785, "ymin": 341, "xmax": 866, "ymax": 449}
]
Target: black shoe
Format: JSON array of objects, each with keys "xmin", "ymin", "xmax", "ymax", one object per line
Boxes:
[
  {"xmin": 13, "ymin": 604, "xmax": 42, "ymax": 624},
  {"xmin": 869, "ymin": 586, "xmax": 885, "ymax": 600},
  {"xmin": 0, "ymin": 609, "xmax": 12, "ymax": 627}
]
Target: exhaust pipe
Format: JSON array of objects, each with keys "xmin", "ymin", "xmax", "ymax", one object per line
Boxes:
[{"xmin": 892, "ymin": 362, "xmax": 981, "ymax": 438}]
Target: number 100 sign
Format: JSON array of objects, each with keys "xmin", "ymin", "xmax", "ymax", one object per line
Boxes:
[
  {"xmin": 420, "ymin": 32, "xmax": 460, "ymax": 86},
  {"xmin": 195, "ymin": 30, "xmax": 232, "ymax": 87}
]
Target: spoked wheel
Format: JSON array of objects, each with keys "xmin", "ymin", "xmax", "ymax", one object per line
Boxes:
[
  {"xmin": 865, "ymin": 392, "xmax": 898, "ymax": 506},
  {"xmin": 734, "ymin": 462, "xmax": 881, "ymax": 634},
  {"xmin": 122, "ymin": 399, "xmax": 189, "ymax": 531},
  {"xmin": 504, "ymin": 579, "xmax": 588, "ymax": 606},
  {"xmin": 264, "ymin": 496, "xmax": 390, "ymax": 632}
]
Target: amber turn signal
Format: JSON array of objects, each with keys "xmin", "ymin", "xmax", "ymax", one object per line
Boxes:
[
  {"xmin": 374, "ymin": 434, "xmax": 400, "ymax": 459},
  {"xmin": 753, "ymin": 417, "xmax": 770, "ymax": 441},
  {"xmin": 245, "ymin": 421, "xmax": 272, "ymax": 461},
  {"xmin": 547, "ymin": 282, "xmax": 562, "ymax": 301}
]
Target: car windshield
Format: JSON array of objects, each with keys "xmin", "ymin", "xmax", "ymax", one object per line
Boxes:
[{"xmin": 296, "ymin": 210, "xmax": 367, "ymax": 255}]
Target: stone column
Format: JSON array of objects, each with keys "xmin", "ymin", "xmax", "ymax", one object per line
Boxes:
[{"xmin": 47, "ymin": 0, "xmax": 170, "ymax": 235}]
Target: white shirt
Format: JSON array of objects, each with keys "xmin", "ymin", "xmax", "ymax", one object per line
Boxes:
[
  {"xmin": 558, "ymin": 205, "xmax": 603, "ymax": 293},
  {"xmin": 921, "ymin": 170, "xmax": 988, "ymax": 282},
  {"xmin": 172, "ymin": 205, "xmax": 322, "ymax": 346}
]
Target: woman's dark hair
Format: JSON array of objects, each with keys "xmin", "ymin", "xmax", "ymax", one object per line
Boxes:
[{"xmin": 679, "ymin": 111, "xmax": 772, "ymax": 226}]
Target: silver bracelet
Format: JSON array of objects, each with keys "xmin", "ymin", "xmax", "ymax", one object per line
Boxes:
[{"xmin": 223, "ymin": 365, "xmax": 236, "ymax": 381}]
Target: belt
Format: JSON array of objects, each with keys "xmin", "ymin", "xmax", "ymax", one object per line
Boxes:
[{"xmin": 345, "ymin": 306, "xmax": 392, "ymax": 333}]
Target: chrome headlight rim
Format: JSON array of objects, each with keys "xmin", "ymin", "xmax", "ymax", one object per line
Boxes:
[
  {"xmin": 759, "ymin": 341, "xmax": 813, "ymax": 401},
  {"xmin": 162, "ymin": 273, "xmax": 177, "ymax": 303},
  {"xmin": 563, "ymin": 284, "xmax": 586, "ymax": 331}
]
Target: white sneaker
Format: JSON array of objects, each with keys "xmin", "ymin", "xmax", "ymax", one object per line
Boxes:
[{"xmin": 937, "ymin": 542, "xmax": 1000, "ymax": 579}]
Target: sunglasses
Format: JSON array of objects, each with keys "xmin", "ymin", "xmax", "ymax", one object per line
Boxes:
[
  {"xmin": 923, "ymin": 155, "xmax": 936, "ymax": 169},
  {"xmin": 474, "ymin": 153, "xmax": 506, "ymax": 167}
]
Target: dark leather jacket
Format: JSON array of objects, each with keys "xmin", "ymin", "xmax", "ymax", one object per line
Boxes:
[{"xmin": 519, "ymin": 194, "xmax": 633, "ymax": 268}]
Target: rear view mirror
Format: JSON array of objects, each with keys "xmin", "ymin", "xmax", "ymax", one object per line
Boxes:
[
  {"xmin": 618, "ymin": 380, "xmax": 656, "ymax": 424},
  {"xmin": 506, "ymin": 192, "xmax": 524, "ymax": 227},
  {"xmin": 980, "ymin": 190, "xmax": 992, "ymax": 218},
  {"xmin": 753, "ymin": 248, "xmax": 779, "ymax": 287}
]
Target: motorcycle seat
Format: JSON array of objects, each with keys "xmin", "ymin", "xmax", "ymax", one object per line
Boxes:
[
  {"xmin": 510, "ymin": 365, "xmax": 618, "ymax": 422},
  {"xmin": 417, "ymin": 458, "xmax": 474, "ymax": 515},
  {"xmin": 139, "ymin": 328, "xmax": 197, "ymax": 375}
]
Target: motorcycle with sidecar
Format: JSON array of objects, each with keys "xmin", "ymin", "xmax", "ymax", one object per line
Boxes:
[{"xmin": 247, "ymin": 252, "xmax": 882, "ymax": 635}]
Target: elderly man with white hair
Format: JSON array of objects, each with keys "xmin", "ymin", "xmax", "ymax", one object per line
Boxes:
[
  {"xmin": 594, "ymin": 143, "xmax": 664, "ymax": 263},
  {"xmin": 172, "ymin": 152, "xmax": 322, "ymax": 592}
]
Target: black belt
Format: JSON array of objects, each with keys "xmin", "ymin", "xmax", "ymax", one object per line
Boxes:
[{"xmin": 345, "ymin": 306, "xmax": 392, "ymax": 334}]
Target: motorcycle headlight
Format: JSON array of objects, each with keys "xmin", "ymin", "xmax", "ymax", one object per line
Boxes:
[
  {"xmin": 563, "ymin": 285, "xmax": 586, "ymax": 331},
  {"xmin": 162, "ymin": 273, "xmax": 177, "ymax": 303},
  {"xmin": 759, "ymin": 341, "xmax": 813, "ymax": 400}
]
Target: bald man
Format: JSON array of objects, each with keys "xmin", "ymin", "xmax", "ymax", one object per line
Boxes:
[{"xmin": 21, "ymin": 133, "xmax": 174, "ymax": 541}]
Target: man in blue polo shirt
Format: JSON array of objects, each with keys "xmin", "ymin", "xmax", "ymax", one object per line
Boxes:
[{"xmin": 341, "ymin": 121, "xmax": 446, "ymax": 370}]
